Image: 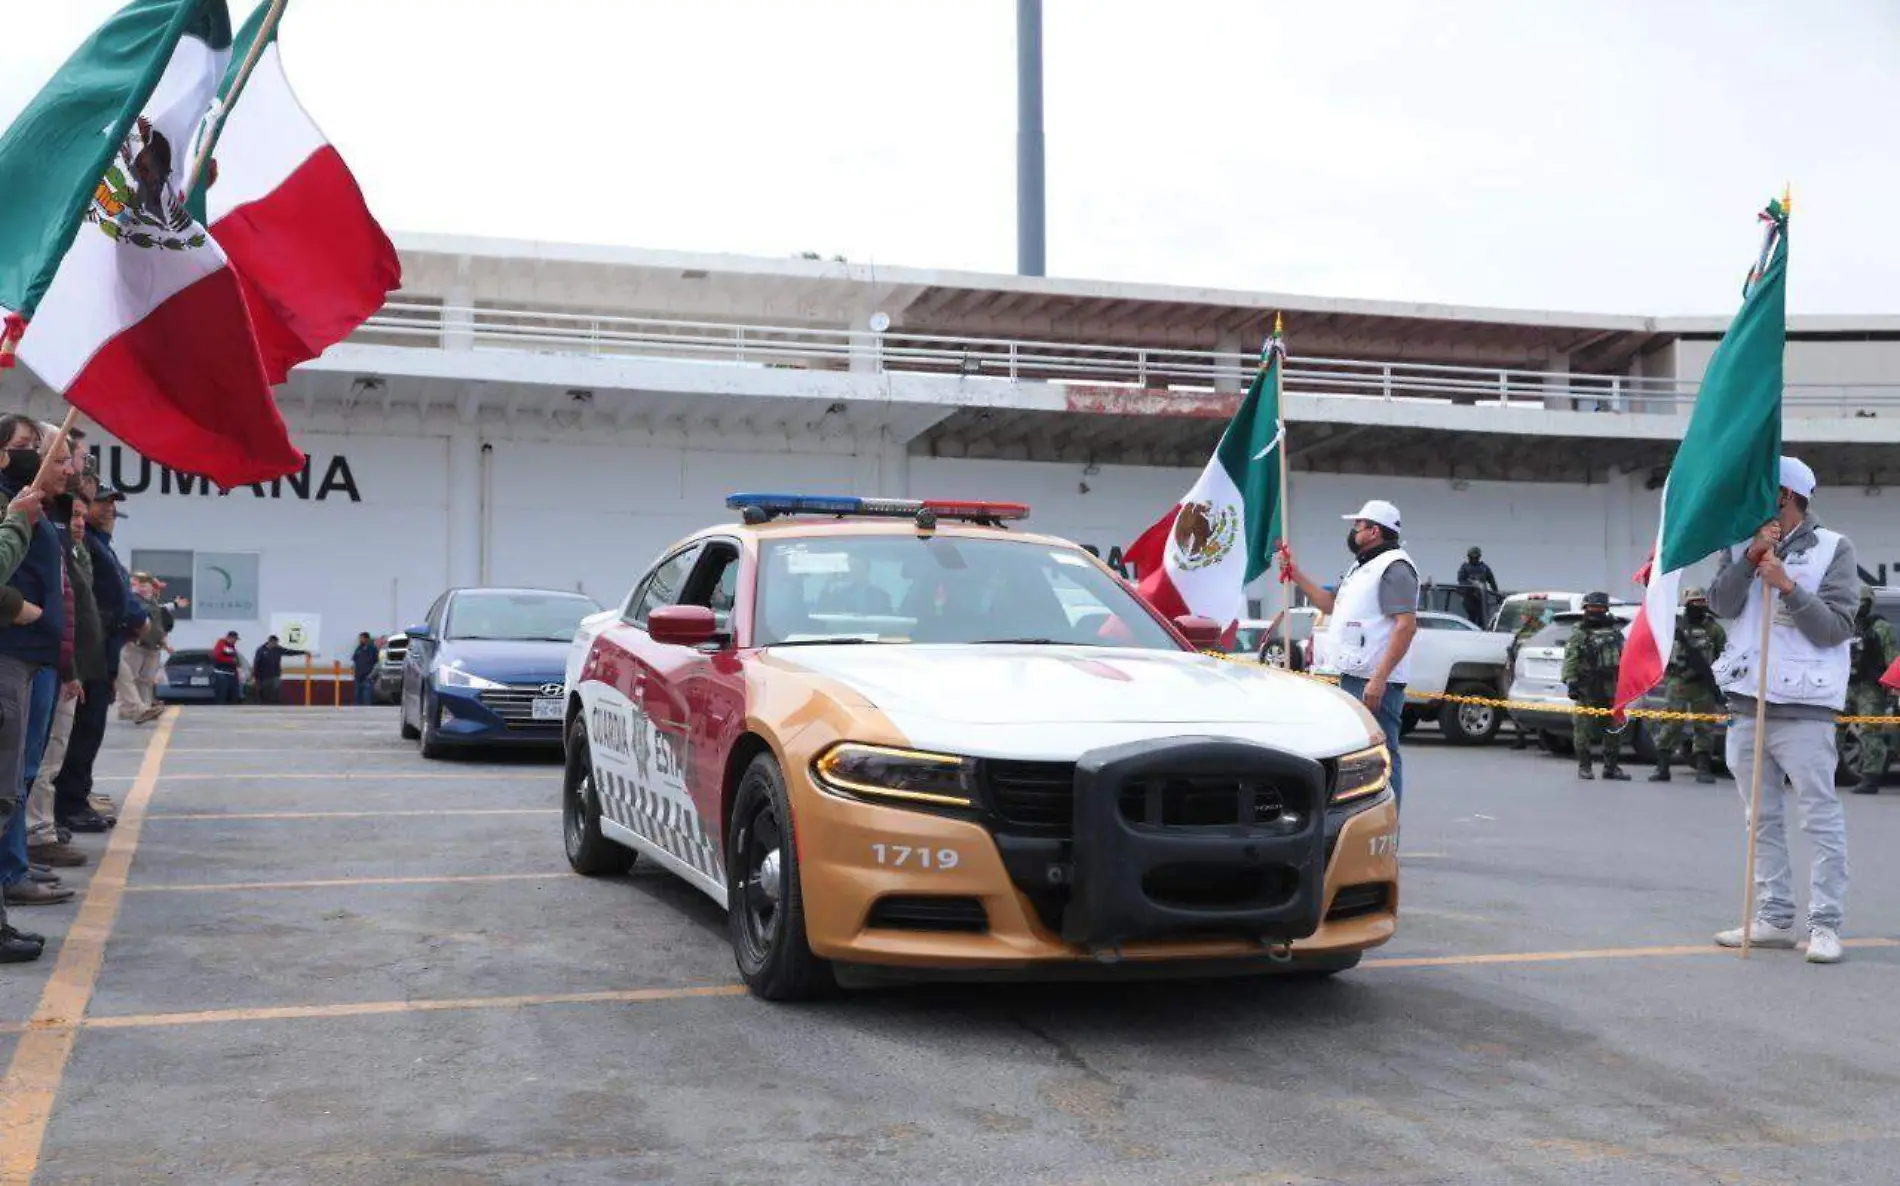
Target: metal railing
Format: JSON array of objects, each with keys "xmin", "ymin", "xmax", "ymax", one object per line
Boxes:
[{"xmin": 348, "ymin": 301, "xmax": 1900, "ymax": 413}]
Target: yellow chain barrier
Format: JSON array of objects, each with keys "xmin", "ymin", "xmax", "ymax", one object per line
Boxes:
[{"xmin": 1203, "ymin": 651, "xmax": 1900, "ymax": 727}]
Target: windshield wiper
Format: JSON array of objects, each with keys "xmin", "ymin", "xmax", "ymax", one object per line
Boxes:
[
  {"xmin": 767, "ymin": 637, "xmax": 887, "ymax": 647},
  {"xmin": 970, "ymin": 637, "xmax": 1065, "ymax": 645}
]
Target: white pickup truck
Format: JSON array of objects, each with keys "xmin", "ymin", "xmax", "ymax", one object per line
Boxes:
[{"xmin": 1311, "ymin": 610, "xmax": 1513, "ymax": 745}]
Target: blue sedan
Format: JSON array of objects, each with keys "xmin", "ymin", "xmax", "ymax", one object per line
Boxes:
[{"xmin": 398, "ymin": 587, "xmax": 601, "ymax": 758}]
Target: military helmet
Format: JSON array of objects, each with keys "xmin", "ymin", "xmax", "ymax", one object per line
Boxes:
[
  {"xmin": 1467, "ymin": 546, "xmax": 1482, "ymax": 560},
  {"xmin": 1582, "ymin": 590, "xmax": 1611, "ymax": 609},
  {"xmin": 1681, "ymin": 587, "xmax": 1708, "ymax": 606}
]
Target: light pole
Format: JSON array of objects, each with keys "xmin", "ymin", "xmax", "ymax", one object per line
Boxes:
[{"xmin": 1017, "ymin": 0, "xmax": 1046, "ymax": 276}]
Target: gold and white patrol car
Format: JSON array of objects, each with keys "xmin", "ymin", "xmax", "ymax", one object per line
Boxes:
[{"xmin": 561, "ymin": 494, "xmax": 1399, "ymax": 1000}]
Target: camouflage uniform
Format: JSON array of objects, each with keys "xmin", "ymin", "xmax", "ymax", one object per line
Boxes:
[
  {"xmin": 1650, "ymin": 596, "xmax": 1727, "ymax": 783},
  {"xmin": 1563, "ymin": 600, "xmax": 1627, "ymax": 779},
  {"xmin": 1846, "ymin": 593, "xmax": 1898, "ymax": 793}
]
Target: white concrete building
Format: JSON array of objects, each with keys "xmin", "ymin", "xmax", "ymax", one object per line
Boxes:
[{"xmin": 4, "ymin": 236, "xmax": 1899, "ymax": 660}]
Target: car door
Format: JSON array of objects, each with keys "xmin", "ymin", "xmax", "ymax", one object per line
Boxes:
[
  {"xmin": 578, "ymin": 544, "xmax": 723, "ymax": 888},
  {"xmin": 667, "ymin": 542, "xmax": 747, "ymax": 845},
  {"xmin": 403, "ymin": 593, "xmax": 448, "ymax": 724}
]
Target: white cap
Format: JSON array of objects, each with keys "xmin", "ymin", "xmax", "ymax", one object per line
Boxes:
[
  {"xmin": 1342, "ymin": 499, "xmax": 1402, "ymax": 533},
  {"xmin": 1779, "ymin": 455, "xmax": 1816, "ymax": 500}
]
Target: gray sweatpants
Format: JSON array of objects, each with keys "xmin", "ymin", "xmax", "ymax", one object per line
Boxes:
[
  {"xmin": 0, "ymin": 653, "xmax": 34, "ymax": 932},
  {"xmin": 1726, "ymin": 714, "xmax": 1848, "ymax": 931}
]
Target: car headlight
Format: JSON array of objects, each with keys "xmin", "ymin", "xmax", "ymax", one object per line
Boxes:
[
  {"xmin": 1333, "ymin": 744, "xmax": 1391, "ymax": 804},
  {"xmin": 813, "ymin": 743, "xmax": 977, "ymax": 808},
  {"xmin": 436, "ymin": 664, "xmax": 505, "ymax": 691}
]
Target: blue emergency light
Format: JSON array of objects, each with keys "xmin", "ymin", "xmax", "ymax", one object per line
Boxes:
[{"xmin": 725, "ymin": 493, "xmax": 1030, "ymax": 524}]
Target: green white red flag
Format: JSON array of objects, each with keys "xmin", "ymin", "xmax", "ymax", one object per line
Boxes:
[
  {"xmin": 0, "ymin": 0, "xmax": 397, "ymax": 487},
  {"xmin": 1614, "ymin": 198, "xmax": 1788, "ymax": 718},
  {"xmin": 1126, "ymin": 325, "xmax": 1286, "ymax": 627}
]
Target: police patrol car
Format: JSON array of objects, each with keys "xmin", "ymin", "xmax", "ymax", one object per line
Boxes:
[{"xmin": 561, "ymin": 494, "xmax": 1400, "ymax": 1000}]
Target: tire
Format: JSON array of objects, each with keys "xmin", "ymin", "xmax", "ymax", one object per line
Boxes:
[
  {"xmin": 563, "ymin": 717, "xmax": 635, "ymax": 876},
  {"xmin": 1439, "ymin": 683, "xmax": 1501, "ymax": 746},
  {"xmin": 726, "ymin": 752, "xmax": 834, "ymax": 1001},
  {"xmin": 419, "ymin": 690, "xmax": 454, "ymax": 760},
  {"xmin": 399, "ymin": 691, "xmax": 420, "ymax": 740}
]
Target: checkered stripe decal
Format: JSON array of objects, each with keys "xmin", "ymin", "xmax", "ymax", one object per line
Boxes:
[{"xmin": 594, "ymin": 767, "xmax": 724, "ymax": 882}]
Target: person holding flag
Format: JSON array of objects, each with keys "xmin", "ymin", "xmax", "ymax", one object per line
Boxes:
[
  {"xmin": 1707, "ymin": 456, "xmax": 1857, "ymax": 963},
  {"xmin": 1279, "ymin": 500, "xmax": 1419, "ymax": 805}
]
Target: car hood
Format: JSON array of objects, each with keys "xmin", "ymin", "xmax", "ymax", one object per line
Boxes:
[
  {"xmin": 769, "ymin": 644, "xmax": 1377, "ymax": 761},
  {"xmin": 437, "ymin": 639, "xmax": 570, "ymax": 685}
]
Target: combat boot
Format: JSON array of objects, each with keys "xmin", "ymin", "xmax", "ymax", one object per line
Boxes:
[
  {"xmin": 1693, "ymin": 753, "xmax": 1717, "ymax": 785},
  {"xmin": 1851, "ymin": 773, "xmax": 1881, "ymax": 795},
  {"xmin": 1577, "ymin": 757, "xmax": 1595, "ymax": 780},
  {"xmin": 1600, "ymin": 756, "xmax": 1631, "ymax": 781},
  {"xmin": 1648, "ymin": 754, "xmax": 1672, "ymax": 782}
]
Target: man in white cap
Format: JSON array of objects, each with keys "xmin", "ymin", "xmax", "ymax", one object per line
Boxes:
[
  {"xmin": 1280, "ymin": 498, "xmax": 1419, "ymax": 805},
  {"xmin": 1708, "ymin": 455, "xmax": 1858, "ymax": 964}
]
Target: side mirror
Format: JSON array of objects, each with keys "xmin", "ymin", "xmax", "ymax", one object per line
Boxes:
[
  {"xmin": 405, "ymin": 624, "xmax": 432, "ymax": 641},
  {"xmin": 1174, "ymin": 615, "xmax": 1223, "ymax": 649},
  {"xmin": 649, "ymin": 605, "xmax": 719, "ymax": 648}
]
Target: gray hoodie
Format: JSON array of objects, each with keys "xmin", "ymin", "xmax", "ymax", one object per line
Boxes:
[{"xmin": 1709, "ymin": 513, "xmax": 1859, "ymax": 721}]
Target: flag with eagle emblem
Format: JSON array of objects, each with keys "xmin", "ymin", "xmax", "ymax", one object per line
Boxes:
[{"xmin": 1126, "ymin": 322, "xmax": 1286, "ymax": 628}]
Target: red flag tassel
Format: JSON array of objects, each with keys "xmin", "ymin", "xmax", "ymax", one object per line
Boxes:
[{"xmin": 0, "ymin": 314, "xmax": 25, "ymax": 369}]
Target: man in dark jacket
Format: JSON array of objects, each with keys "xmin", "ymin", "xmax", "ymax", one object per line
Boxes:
[
  {"xmin": 1457, "ymin": 546, "xmax": 1501, "ymax": 627},
  {"xmin": 253, "ymin": 635, "xmax": 306, "ymax": 705},
  {"xmin": 0, "ymin": 431, "xmax": 49, "ymax": 960},
  {"xmin": 50, "ymin": 477, "xmax": 144, "ymax": 835},
  {"xmin": 0, "ymin": 414, "xmax": 77, "ymax": 914},
  {"xmin": 26, "ymin": 482, "xmax": 106, "ymax": 862},
  {"xmin": 352, "ymin": 632, "xmax": 379, "ymax": 706}
]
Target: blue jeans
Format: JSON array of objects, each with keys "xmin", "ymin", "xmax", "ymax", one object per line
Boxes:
[
  {"xmin": 1, "ymin": 666, "xmax": 58, "ymax": 885},
  {"xmin": 354, "ymin": 678, "xmax": 374, "ymax": 706},
  {"xmin": 1339, "ymin": 674, "xmax": 1406, "ymax": 807}
]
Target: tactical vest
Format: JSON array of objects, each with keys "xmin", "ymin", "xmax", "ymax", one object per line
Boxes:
[
  {"xmin": 1573, "ymin": 621, "xmax": 1623, "ymax": 699},
  {"xmin": 1853, "ymin": 616, "xmax": 1888, "ymax": 685}
]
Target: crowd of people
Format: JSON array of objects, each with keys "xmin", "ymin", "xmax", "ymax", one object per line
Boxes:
[{"xmin": 0, "ymin": 415, "xmax": 181, "ymax": 962}]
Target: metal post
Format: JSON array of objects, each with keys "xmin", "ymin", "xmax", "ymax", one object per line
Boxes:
[{"xmin": 1016, "ymin": 0, "xmax": 1046, "ymax": 277}]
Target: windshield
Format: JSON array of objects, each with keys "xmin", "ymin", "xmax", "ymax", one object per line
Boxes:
[
  {"xmin": 754, "ymin": 535, "xmax": 1181, "ymax": 650},
  {"xmin": 445, "ymin": 591, "xmax": 600, "ymax": 642},
  {"xmin": 1496, "ymin": 600, "xmax": 1562, "ymax": 635}
]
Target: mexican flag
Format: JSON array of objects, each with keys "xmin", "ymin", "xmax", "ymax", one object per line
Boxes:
[
  {"xmin": 0, "ymin": 0, "xmax": 395, "ymax": 487},
  {"xmin": 1614, "ymin": 198, "xmax": 1788, "ymax": 717},
  {"xmin": 193, "ymin": 0, "xmax": 400, "ymax": 385},
  {"xmin": 1127, "ymin": 325, "xmax": 1285, "ymax": 625}
]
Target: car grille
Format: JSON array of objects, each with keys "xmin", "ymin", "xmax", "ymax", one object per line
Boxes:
[
  {"xmin": 1117, "ymin": 775, "xmax": 1289, "ymax": 829},
  {"xmin": 1326, "ymin": 882, "xmax": 1392, "ymax": 921},
  {"xmin": 865, "ymin": 896, "xmax": 989, "ymax": 934},
  {"xmin": 475, "ymin": 686, "xmax": 561, "ymax": 728},
  {"xmin": 982, "ymin": 760, "xmax": 1077, "ymax": 833}
]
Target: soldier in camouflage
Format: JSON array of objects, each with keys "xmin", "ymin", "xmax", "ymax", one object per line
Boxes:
[
  {"xmin": 1507, "ymin": 607, "xmax": 1547, "ymax": 749},
  {"xmin": 1649, "ymin": 587, "xmax": 1726, "ymax": 784},
  {"xmin": 1563, "ymin": 591, "xmax": 1628, "ymax": 780},
  {"xmin": 1846, "ymin": 586, "xmax": 1897, "ymax": 795}
]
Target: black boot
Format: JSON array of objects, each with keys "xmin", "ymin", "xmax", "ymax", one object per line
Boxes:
[
  {"xmin": 1601, "ymin": 756, "xmax": 1631, "ymax": 781},
  {"xmin": 1694, "ymin": 753, "xmax": 1717, "ymax": 785},
  {"xmin": 1577, "ymin": 758, "xmax": 1595, "ymax": 780},
  {"xmin": 1851, "ymin": 774, "xmax": 1881, "ymax": 795},
  {"xmin": 1648, "ymin": 755, "xmax": 1672, "ymax": 782}
]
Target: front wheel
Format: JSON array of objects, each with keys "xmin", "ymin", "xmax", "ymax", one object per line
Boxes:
[
  {"xmin": 564, "ymin": 717, "xmax": 635, "ymax": 876},
  {"xmin": 727, "ymin": 753, "xmax": 834, "ymax": 1001},
  {"xmin": 399, "ymin": 686, "xmax": 420, "ymax": 740},
  {"xmin": 418, "ymin": 691, "xmax": 454, "ymax": 760}
]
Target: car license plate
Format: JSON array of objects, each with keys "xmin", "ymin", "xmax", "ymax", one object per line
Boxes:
[
  {"xmin": 531, "ymin": 697, "xmax": 562, "ymax": 721},
  {"xmin": 189, "ymin": 676, "xmax": 211, "ymax": 686}
]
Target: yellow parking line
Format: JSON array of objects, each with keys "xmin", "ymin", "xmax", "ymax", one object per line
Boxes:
[
  {"xmin": 1366, "ymin": 937, "xmax": 1899, "ymax": 970},
  {"xmin": 126, "ymin": 871, "xmax": 568, "ymax": 894},
  {"xmin": 84, "ymin": 985, "xmax": 748, "ymax": 1031},
  {"xmin": 149, "ymin": 808, "xmax": 559, "ymax": 821},
  {"xmin": 0, "ymin": 712, "xmax": 176, "ymax": 1186}
]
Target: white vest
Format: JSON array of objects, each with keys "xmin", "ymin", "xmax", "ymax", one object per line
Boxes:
[
  {"xmin": 1714, "ymin": 528, "xmax": 1850, "ymax": 709},
  {"xmin": 1326, "ymin": 548, "xmax": 1415, "ymax": 684}
]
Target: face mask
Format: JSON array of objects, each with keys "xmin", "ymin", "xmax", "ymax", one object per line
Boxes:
[
  {"xmin": 3, "ymin": 448, "xmax": 40, "ymax": 486},
  {"xmin": 1686, "ymin": 605, "xmax": 1709, "ymax": 623},
  {"xmin": 1584, "ymin": 609, "xmax": 1608, "ymax": 622}
]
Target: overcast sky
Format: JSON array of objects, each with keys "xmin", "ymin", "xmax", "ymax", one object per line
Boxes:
[{"xmin": 5, "ymin": 1, "xmax": 1898, "ymax": 317}]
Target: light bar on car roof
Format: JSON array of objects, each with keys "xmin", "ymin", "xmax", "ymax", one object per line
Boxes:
[{"xmin": 725, "ymin": 493, "xmax": 1029, "ymax": 523}]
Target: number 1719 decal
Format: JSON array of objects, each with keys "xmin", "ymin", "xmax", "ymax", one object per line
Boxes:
[{"xmin": 870, "ymin": 844, "xmax": 960, "ymax": 870}]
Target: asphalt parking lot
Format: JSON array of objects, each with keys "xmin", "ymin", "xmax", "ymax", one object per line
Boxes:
[{"xmin": 2, "ymin": 709, "xmax": 1898, "ymax": 1186}]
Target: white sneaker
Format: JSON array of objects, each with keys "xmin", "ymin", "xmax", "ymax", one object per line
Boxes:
[
  {"xmin": 1714, "ymin": 919, "xmax": 1798, "ymax": 949},
  {"xmin": 1805, "ymin": 926, "xmax": 1843, "ymax": 964}
]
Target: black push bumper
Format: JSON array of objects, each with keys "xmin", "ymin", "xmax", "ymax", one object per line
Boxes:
[{"xmin": 1029, "ymin": 736, "xmax": 1329, "ymax": 949}]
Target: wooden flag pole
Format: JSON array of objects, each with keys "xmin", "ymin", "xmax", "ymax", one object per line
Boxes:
[
  {"xmin": 33, "ymin": 406, "xmax": 82, "ymax": 492},
  {"xmin": 184, "ymin": 0, "xmax": 288, "ymax": 195},
  {"xmin": 1737, "ymin": 582, "xmax": 1776, "ymax": 958}
]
